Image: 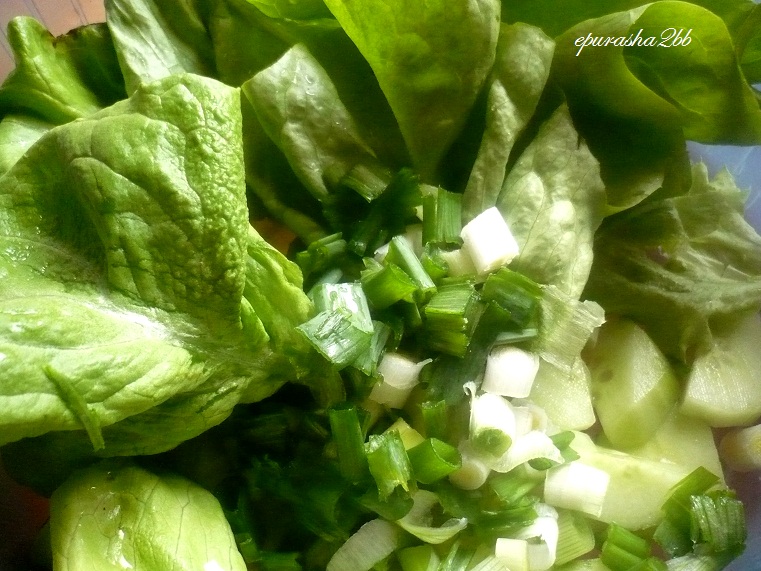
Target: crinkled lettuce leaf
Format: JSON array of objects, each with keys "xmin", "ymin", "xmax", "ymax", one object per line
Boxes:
[
  {"xmin": 461, "ymin": 22, "xmax": 555, "ymax": 221},
  {"xmin": 0, "ymin": 72, "xmax": 313, "ymax": 454},
  {"xmin": 50, "ymin": 461, "xmax": 247, "ymax": 571},
  {"xmin": 584, "ymin": 163, "xmax": 761, "ymax": 363},
  {"xmin": 496, "ymin": 104, "xmax": 607, "ymax": 299},
  {"xmin": 0, "ymin": 17, "xmax": 125, "ymax": 125}
]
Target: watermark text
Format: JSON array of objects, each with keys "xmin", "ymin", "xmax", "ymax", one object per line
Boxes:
[{"xmin": 574, "ymin": 28, "xmax": 692, "ymax": 56}]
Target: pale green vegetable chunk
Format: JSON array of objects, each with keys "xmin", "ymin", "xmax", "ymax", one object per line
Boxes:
[
  {"xmin": 586, "ymin": 318, "xmax": 680, "ymax": 449},
  {"xmin": 682, "ymin": 312, "xmax": 761, "ymax": 427},
  {"xmin": 50, "ymin": 462, "xmax": 247, "ymax": 571},
  {"xmin": 571, "ymin": 433, "xmax": 689, "ymax": 530}
]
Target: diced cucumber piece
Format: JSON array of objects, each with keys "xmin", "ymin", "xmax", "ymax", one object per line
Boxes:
[
  {"xmin": 529, "ymin": 358, "xmax": 596, "ymax": 431},
  {"xmin": 572, "ymin": 435, "xmax": 690, "ymax": 530},
  {"xmin": 681, "ymin": 313, "xmax": 761, "ymax": 427},
  {"xmin": 586, "ymin": 318, "xmax": 680, "ymax": 449},
  {"xmin": 622, "ymin": 411, "xmax": 724, "ymax": 481}
]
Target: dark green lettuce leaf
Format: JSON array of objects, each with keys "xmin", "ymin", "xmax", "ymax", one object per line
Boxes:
[
  {"xmin": 552, "ymin": 2, "xmax": 761, "ymax": 213},
  {"xmin": 502, "ymin": 0, "xmax": 756, "ymax": 39},
  {"xmin": 584, "ymin": 163, "xmax": 761, "ymax": 363},
  {"xmin": 0, "ymin": 73, "xmax": 313, "ymax": 455},
  {"xmin": 323, "ymin": 0, "xmax": 501, "ymax": 180}
]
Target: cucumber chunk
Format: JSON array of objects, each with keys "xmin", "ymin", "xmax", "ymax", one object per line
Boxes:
[
  {"xmin": 623, "ymin": 411, "xmax": 723, "ymax": 480},
  {"xmin": 585, "ymin": 318, "xmax": 680, "ymax": 449},
  {"xmin": 681, "ymin": 313, "xmax": 761, "ymax": 427},
  {"xmin": 571, "ymin": 432, "xmax": 690, "ymax": 530},
  {"xmin": 529, "ymin": 358, "xmax": 595, "ymax": 431}
]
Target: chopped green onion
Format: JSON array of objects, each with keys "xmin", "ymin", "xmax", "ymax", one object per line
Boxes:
[
  {"xmin": 689, "ymin": 491, "xmax": 746, "ymax": 554},
  {"xmin": 423, "ymin": 281, "xmax": 481, "ymax": 357},
  {"xmin": 420, "ymin": 243, "xmax": 450, "ymax": 282},
  {"xmin": 328, "ymin": 404, "xmax": 368, "ymax": 483},
  {"xmin": 493, "ymin": 328, "xmax": 539, "ymax": 345},
  {"xmin": 408, "ymin": 438, "xmax": 461, "ymax": 484},
  {"xmin": 396, "ymin": 489, "xmax": 468, "ymax": 544},
  {"xmin": 351, "ymin": 320, "xmax": 392, "ymax": 376},
  {"xmin": 469, "ymin": 392, "xmax": 517, "ymax": 457},
  {"xmin": 297, "ymin": 308, "xmax": 373, "ymax": 369},
  {"xmin": 295, "ymin": 232, "xmax": 347, "ymax": 279},
  {"xmin": 326, "ymin": 518, "xmax": 408, "ymax": 571},
  {"xmin": 385, "ymin": 417, "xmax": 425, "ymax": 450},
  {"xmin": 448, "ymin": 441, "xmax": 492, "ymax": 491},
  {"xmin": 365, "ymin": 430, "xmax": 415, "ymax": 500},
  {"xmin": 339, "ymin": 160, "xmax": 394, "ymax": 202},
  {"xmin": 310, "ymin": 282, "xmax": 374, "ymax": 333},
  {"xmin": 600, "ymin": 523, "xmax": 652, "ymax": 570},
  {"xmin": 481, "ymin": 267, "xmax": 542, "ymax": 330},
  {"xmin": 369, "ymin": 352, "xmax": 430, "ymax": 409},
  {"xmin": 601, "ymin": 542, "xmax": 647, "ymax": 571},
  {"xmin": 489, "ymin": 430, "xmax": 564, "ymax": 474},
  {"xmin": 531, "ymin": 285, "xmax": 605, "ymax": 375},
  {"xmin": 438, "ymin": 540, "xmax": 476, "ymax": 571},
  {"xmin": 360, "ymin": 262, "xmax": 418, "ymax": 309},
  {"xmin": 661, "ymin": 467, "xmax": 721, "ymax": 531},
  {"xmin": 489, "ymin": 470, "xmax": 541, "ymax": 506},
  {"xmin": 347, "ymin": 168, "xmax": 422, "ymax": 256},
  {"xmin": 513, "ymin": 503, "xmax": 560, "ymax": 571},
  {"xmin": 420, "ymin": 399, "xmax": 449, "ymax": 441},
  {"xmin": 440, "ymin": 247, "xmax": 478, "ymax": 278},
  {"xmin": 460, "ymin": 207, "xmax": 519, "ymax": 275},
  {"xmin": 481, "ymin": 345, "xmax": 540, "ymax": 398},
  {"xmin": 543, "ymin": 461, "xmax": 610, "ymax": 517},
  {"xmin": 554, "ymin": 510, "xmax": 596, "ymax": 566},
  {"xmin": 385, "ymin": 234, "xmax": 437, "ymax": 300},
  {"xmin": 422, "ymin": 186, "xmax": 463, "ymax": 247},
  {"xmin": 495, "ymin": 537, "xmax": 530, "ymax": 571},
  {"xmin": 397, "ymin": 544, "xmax": 441, "ymax": 571}
]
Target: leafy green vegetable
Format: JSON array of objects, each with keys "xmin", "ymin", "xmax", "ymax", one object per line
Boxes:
[
  {"xmin": 50, "ymin": 461, "xmax": 247, "ymax": 571},
  {"xmin": 2, "ymin": 1, "xmax": 761, "ymax": 570},
  {"xmin": 0, "ymin": 72, "xmax": 312, "ymax": 454},
  {"xmin": 323, "ymin": 0, "xmax": 501, "ymax": 180},
  {"xmin": 584, "ymin": 163, "xmax": 761, "ymax": 362},
  {"xmin": 462, "ymin": 22, "xmax": 555, "ymax": 221},
  {"xmin": 0, "ymin": 18, "xmax": 125, "ymax": 124},
  {"xmin": 496, "ymin": 104, "xmax": 607, "ymax": 298},
  {"xmin": 105, "ymin": 0, "xmax": 217, "ymax": 93}
]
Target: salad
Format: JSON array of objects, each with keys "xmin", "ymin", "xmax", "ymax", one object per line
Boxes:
[{"xmin": 1, "ymin": 0, "xmax": 761, "ymax": 570}]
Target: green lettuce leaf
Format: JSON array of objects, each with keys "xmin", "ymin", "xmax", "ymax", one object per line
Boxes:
[
  {"xmin": 105, "ymin": 0, "xmax": 217, "ymax": 93},
  {"xmin": 496, "ymin": 104, "xmax": 607, "ymax": 299},
  {"xmin": 50, "ymin": 461, "xmax": 246, "ymax": 571},
  {"xmin": 244, "ymin": 44, "xmax": 382, "ymax": 204},
  {"xmin": 584, "ymin": 163, "xmax": 761, "ymax": 363},
  {"xmin": 553, "ymin": 2, "xmax": 761, "ymax": 213},
  {"xmin": 0, "ymin": 114, "xmax": 54, "ymax": 176},
  {"xmin": 322, "ymin": 0, "xmax": 501, "ymax": 180},
  {"xmin": 0, "ymin": 17, "xmax": 126, "ymax": 124},
  {"xmin": 462, "ymin": 22, "xmax": 555, "ymax": 222},
  {"xmin": 0, "ymin": 73, "xmax": 312, "ymax": 454}
]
